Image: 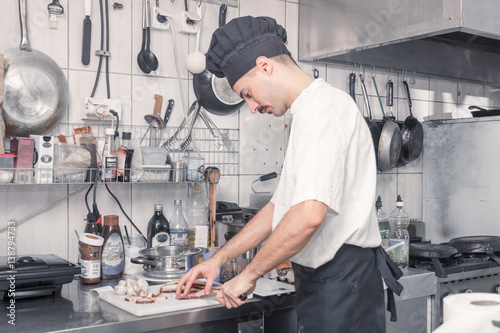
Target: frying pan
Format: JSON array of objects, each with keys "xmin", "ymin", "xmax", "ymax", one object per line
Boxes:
[
  {"xmin": 372, "ymin": 76, "xmax": 401, "ymax": 172},
  {"xmin": 397, "ymin": 81, "xmax": 423, "ymax": 167},
  {"xmin": 410, "ymin": 243, "xmax": 460, "ymax": 278},
  {"xmin": 193, "ymin": 4, "xmax": 245, "ymax": 116},
  {"xmin": 447, "ymin": 236, "xmax": 500, "ymax": 265},
  {"xmin": 2, "ymin": 0, "xmax": 68, "ymax": 137},
  {"xmin": 359, "ymin": 74, "xmax": 383, "ymax": 164}
]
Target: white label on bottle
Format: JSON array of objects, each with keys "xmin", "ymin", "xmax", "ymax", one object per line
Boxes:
[
  {"xmin": 171, "ymin": 231, "xmax": 189, "ymax": 246},
  {"xmin": 152, "ymin": 232, "xmax": 171, "ymax": 247},
  {"xmin": 194, "ymin": 226, "xmax": 209, "ymax": 248},
  {"xmin": 102, "ymin": 233, "xmax": 124, "ymax": 275},
  {"xmin": 103, "ymin": 157, "xmax": 117, "ymax": 181},
  {"xmin": 81, "ymin": 259, "xmax": 100, "ymax": 279}
]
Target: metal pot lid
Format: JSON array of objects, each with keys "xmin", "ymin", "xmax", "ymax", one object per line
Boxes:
[{"xmin": 139, "ymin": 245, "xmax": 202, "ymax": 258}]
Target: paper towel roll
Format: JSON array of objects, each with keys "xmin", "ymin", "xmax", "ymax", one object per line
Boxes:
[
  {"xmin": 444, "ymin": 292, "xmax": 500, "ymax": 323},
  {"xmin": 434, "ymin": 293, "xmax": 500, "ymax": 333}
]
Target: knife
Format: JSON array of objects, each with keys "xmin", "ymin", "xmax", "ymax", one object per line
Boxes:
[
  {"xmin": 82, "ymin": 0, "xmax": 92, "ymax": 65},
  {"xmin": 163, "ymin": 99, "xmax": 175, "ymax": 125}
]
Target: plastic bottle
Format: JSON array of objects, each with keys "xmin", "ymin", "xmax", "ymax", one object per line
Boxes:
[
  {"xmin": 388, "ymin": 195, "xmax": 410, "ymax": 269},
  {"xmin": 101, "ymin": 128, "xmax": 117, "ymax": 182},
  {"xmin": 117, "ymin": 131, "xmax": 134, "ymax": 182},
  {"xmin": 170, "ymin": 200, "xmax": 189, "ymax": 246},
  {"xmin": 147, "ymin": 204, "xmax": 171, "ymax": 248},
  {"xmin": 375, "ymin": 195, "xmax": 390, "ymax": 249},
  {"xmin": 186, "ymin": 183, "xmax": 210, "ymax": 249},
  {"xmin": 101, "ymin": 215, "xmax": 125, "ymax": 279}
]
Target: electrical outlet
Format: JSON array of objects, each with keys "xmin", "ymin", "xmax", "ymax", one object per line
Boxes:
[
  {"xmin": 82, "ymin": 97, "xmax": 122, "ymax": 121},
  {"xmin": 151, "ymin": 6, "xmax": 171, "ymax": 31},
  {"xmin": 152, "ymin": 6, "xmax": 200, "ymax": 34}
]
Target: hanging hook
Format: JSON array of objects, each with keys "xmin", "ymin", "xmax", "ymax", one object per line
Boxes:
[
  {"xmin": 312, "ymin": 59, "xmax": 319, "ymax": 79},
  {"xmin": 370, "ymin": 65, "xmax": 375, "ymax": 79},
  {"xmin": 410, "ymin": 71, "xmax": 417, "ymax": 85},
  {"xmin": 388, "ymin": 68, "xmax": 393, "ymax": 82},
  {"xmin": 401, "ymin": 69, "xmax": 407, "ymax": 83}
]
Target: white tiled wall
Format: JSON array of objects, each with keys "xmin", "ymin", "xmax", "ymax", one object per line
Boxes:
[{"xmin": 1, "ymin": 0, "xmax": 498, "ymax": 259}]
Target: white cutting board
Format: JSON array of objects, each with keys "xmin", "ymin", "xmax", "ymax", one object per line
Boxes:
[
  {"xmin": 253, "ymin": 278, "xmax": 295, "ymax": 298},
  {"xmin": 94, "ymin": 286, "xmax": 221, "ymax": 317}
]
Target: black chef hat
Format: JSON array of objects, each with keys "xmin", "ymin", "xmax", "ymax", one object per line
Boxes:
[{"xmin": 206, "ymin": 16, "xmax": 290, "ymax": 88}]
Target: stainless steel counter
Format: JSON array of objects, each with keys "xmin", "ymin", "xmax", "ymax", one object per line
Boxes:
[
  {"xmin": 0, "ymin": 269, "xmax": 434, "ymax": 332},
  {"xmin": 0, "ymin": 277, "xmax": 296, "ymax": 333}
]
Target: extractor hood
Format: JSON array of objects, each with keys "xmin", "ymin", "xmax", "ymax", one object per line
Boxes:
[{"xmin": 298, "ymin": 0, "xmax": 500, "ymax": 84}]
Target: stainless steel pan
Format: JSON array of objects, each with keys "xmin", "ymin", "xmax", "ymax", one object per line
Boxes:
[
  {"xmin": 2, "ymin": 0, "xmax": 68, "ymax": 137},
  {"xmin": 397, "ymin": 80, "xmax": 423, "ymax": 166},
  {"xmin": 448, "ymin": 236, "xmax": 500, "ymax": 265}
]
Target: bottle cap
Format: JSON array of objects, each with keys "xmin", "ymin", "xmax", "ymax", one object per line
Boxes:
[
  {"xmin": 375, "ymin": 195, "xmax": 382, "ymax": 209},
  {"xmin": 79, "ymin": 233, "xmax": 104, "ymax": 246},
  {"xmin": 104, "ymin": 215, "xmax": 119, "ymax": 226},
  {"xmin": 154, "ymin": 204, "xmax": 163, "ymax": 211},
  {"xmin": 105, "ymin": 128, "xmax": 115, "ymax": 136},
  {"xmin": 122, "ymin": 132, "xmax": 132, "ymax": 140},
  {"xmin": 174, "ymin": 199, "xmax": 182, "ymax": 205},
  {"xmin": 396, "ymin": 195, "xmax": 403, "ymax": 207}
]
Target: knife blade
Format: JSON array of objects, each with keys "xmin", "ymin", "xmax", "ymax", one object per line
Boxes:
[
  {"xmin": 82, "ymin": 0, "xmax": 92, "ymax": 65},
  {"xmin": 163, "ymin": 99, "xmax": 175, "ymax": 125}
]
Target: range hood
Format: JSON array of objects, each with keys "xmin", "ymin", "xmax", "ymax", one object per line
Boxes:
[{"xmin": 299, "ymin": 0, "xmax": 500, "ymax": 84}]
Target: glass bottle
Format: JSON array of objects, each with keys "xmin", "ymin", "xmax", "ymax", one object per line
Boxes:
[
  {"xmin": 388, "ymin": 195, "xmax": 410, "ymax": 269},
  {"xmin": 101, "ymin": 128, "xmax": 117, "ymax": 182},
  {"xmin": 170, "ymin": 200, "xmax": 189, "ymax": 246},
  {"xmin": 117, "ymin": 131, "xmax": 134, "ymax": 182},
  {"xmin": 375, "ymin": 195, "xmax": 390, "ymax": 249},
  {"xmin": 147, "ymin": 204, "xmax": 171, "ymax": 248},
  {"xmin": 101, "ymin": 215, "xmax": 125, "ymax": 279},
  {"xmin": 186, "ymin": 183, "xmax": 210, "ymax": 249}
]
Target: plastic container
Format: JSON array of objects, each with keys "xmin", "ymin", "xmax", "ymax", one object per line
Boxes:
[
  {"xmin": 0, "ymin": 154, "xmax": 15, "ymax": 183},
  {"xmin": 187, "ymin": 183, "xmax": 210, "ymax": 250},
  {"xmin": 79, "ymin": 233, "xmax": 104, "ymax": 284},
  {"xmin": 101, "ymin": 215, "xmax": 125, "ymax": 279},
  {"xmin": 141, "ymin": 147, "xmax": 169, "ymax": 166},
  {"xmin": 375, "ymin": 195, "xmax": 390, "ymax": 249},
  {"xmin": 170, "ymin": 199, "xmax": 189, "ymax": 246},
  {"xmin": 388, "ymin": 195, "xmax": 410, "ymax": 269},
  {"xmin": 54, "ymin": 143, "xmax": 90, "ymax": 183}
]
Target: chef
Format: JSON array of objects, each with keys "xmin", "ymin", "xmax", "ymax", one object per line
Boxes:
[{"xmin": 177, "ymin": 16, "xmax": 403, "ymax": 332}]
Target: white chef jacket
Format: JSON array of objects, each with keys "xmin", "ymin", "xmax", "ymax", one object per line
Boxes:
[{"xmin": 270, "ymin": 78, "xmax": 381, "ymax": 268}]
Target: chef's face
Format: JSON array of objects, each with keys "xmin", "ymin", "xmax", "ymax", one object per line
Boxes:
[{"xmin": 233, "ymin": 70, "xmax": 287, "ymax": 117}]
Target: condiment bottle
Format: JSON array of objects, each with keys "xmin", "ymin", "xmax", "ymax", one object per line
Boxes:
[
  {"xmin": 79, "ymin": 233, "xmax": 104, "ymax": 284},
  {"xmin": 101, "ymin": 128, "xmax": 117, "ymax": 182},
  {"xmin": 84, "ymin": 216, "xmax": 103, "ymax": 236},
  {"xmin": 375, "ymin": 195, "xmax": 390, "ymax": 249},
  {"xmin": 101, "ymin": 215, "xmax": 125, "ymax": 279},
  {"xmin": 147, "ymin": 204, "xmax": 171, "ymax": 248},
  {"xmin": 388, "ymin": 195, "xmax": 410, "ymax": 269},
  {"xmin": 117, "ymin": 131, "xmax": 134, "ymax": 182},
  {"xmin": 169, "ymin": 200, "xmax": 189, "ymax": 246},
  {"xmin": 187, "ymin": 183, "xmax": 209, "ymax": 250}
]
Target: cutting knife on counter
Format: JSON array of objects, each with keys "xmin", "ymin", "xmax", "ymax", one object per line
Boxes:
[{"xmin": 82, "ymin": 0, "xmax": 92, "ymax": 65}]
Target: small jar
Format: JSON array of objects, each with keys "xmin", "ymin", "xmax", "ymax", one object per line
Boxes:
[
  {"xmin": 170, "ymin": 161, "xmax": 186, "ymax": 183},
  {"xmin": 79, "ymin": 233, "xmax": 104, "ymax": 284}
]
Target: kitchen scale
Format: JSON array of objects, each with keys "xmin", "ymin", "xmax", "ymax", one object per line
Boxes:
[{"xmin": 0, "ymin": 254, "xmax": 81, "ymax": 299}]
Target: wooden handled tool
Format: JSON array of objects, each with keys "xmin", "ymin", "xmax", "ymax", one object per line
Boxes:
[{"xmin": 204, "ymin": 166, "xmax": 220, "ymax": 248}]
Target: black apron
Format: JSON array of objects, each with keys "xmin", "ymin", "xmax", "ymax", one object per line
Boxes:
[{"xmin": 292, "ymin": 244, "xmax": 403, "ymax": 333}]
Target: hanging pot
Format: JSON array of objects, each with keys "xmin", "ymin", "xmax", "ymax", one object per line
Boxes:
[
  {"xmin": 193, "ymin": 4, "xmax": 245, "ymax": 116},
  {"xmin": 2, "ymin": 0, "xmax": 68, "ymax": 137},
  {"xmin": 396, "ymin": 80, "xmax": 423, "ymax": 166},
  {"xmin": 359, "ymin": 74, "xmax": 384, "ymax": 163}
]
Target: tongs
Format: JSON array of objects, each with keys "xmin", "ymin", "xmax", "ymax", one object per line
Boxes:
[
  {"xmin": 199, "ymin": 109, "xmax": 232, "ymax": 151},
  {"xmin": 162, "ymin": 101, "xmax": 200, "ymax": 150}
]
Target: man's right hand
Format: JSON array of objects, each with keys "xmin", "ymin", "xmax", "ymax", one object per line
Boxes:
[{"xmin": 176, "ymin": 258, "xmax": 222, "ymax": 297}]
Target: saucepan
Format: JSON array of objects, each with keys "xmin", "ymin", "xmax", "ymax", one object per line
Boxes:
[
  {"xmin": 131, "ymin": 245, "xmax": 203, "ymax": 279},
  {"xmin": 193, "ymin": 4, "xmax": 245, "ymax": 116},
  {"xmin": 3, "ymin": 0, "xmax": 68, "ymax": 137}
]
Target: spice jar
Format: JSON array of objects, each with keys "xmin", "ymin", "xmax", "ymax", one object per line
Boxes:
[{"xmin": 79, "ymin": 233, "xmax": 104, "ymax": 284}]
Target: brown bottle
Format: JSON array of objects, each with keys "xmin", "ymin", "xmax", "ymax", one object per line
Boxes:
[{"xmin": 101, "ymin": 215, "xmax": 125, "ymax": 279}]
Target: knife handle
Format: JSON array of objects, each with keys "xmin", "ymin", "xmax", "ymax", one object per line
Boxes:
[
  {"xmin": 82, "ymin": 18, "xmax": 91, "ymax": 65},
  {"xmin": 163, "ymin": 99, "xmax": 175, "ymax": 124}
]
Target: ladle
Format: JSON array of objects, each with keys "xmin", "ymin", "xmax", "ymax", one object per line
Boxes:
[
  {"xmin": 204, "ymin": 166, "xmax": 220, "ymax": 247},
  {"xmin": 137, "ymin": 0, "xmax": 151, "ymax": 74},
  {"xmin": 186, "ymin": 3, "xmax": 205, "ymax": 74},
  {"xmin": 143, "ymin": 0, "xmax": 158, "ymax": 71}
]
